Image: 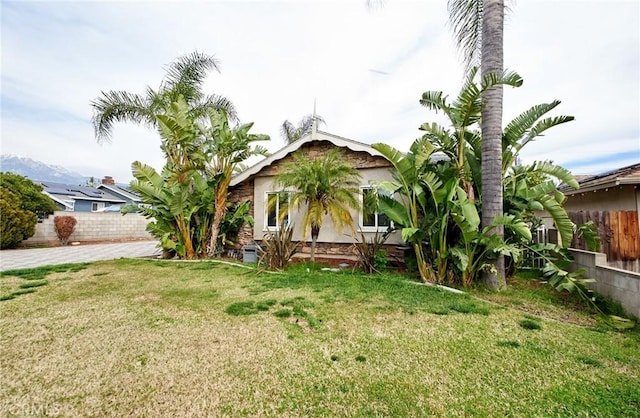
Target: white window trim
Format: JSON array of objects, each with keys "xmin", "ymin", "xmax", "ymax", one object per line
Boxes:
[
  {"xmin": 92, "ymin": 202, "xmax": 105, "ymax": 212},
  {"xmin": 264, "ymin": 191, "xmax": 291, "ymax": 231},
  {"xmin": 359, "ymin": 186, "xmax": 392, "ymax": 232}
]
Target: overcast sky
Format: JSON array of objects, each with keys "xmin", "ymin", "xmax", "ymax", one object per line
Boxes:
[{"xmin": 2, "ymin": 0, "xmax": 638, "ymax": 183}]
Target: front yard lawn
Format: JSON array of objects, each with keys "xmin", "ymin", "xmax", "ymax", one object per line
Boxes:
[{"xmin": 1, "ymin": 259, "xmax": 638, "ymax": 417}]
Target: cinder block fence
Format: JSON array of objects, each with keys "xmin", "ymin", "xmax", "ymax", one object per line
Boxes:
[{"xmin": 23, "ymin": 211, "xmax": 153, "ymax": 246}]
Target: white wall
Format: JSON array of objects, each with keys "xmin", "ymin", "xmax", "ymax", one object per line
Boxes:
[{"xmin": 253, "ymin": 166, "xmax": 403, "ymax": 245}]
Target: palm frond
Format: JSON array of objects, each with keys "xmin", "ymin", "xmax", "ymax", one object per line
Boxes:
[
  {"xmin": 90, "ymin": 90, "xmax": 152, "ymax": 142},
  {"xmin": 447, "ymin": 0, "xmax": 483, "ymax": 73},
  {"xmin": 161, "ymin": 51, "xmax": 221, "ymax": 103}
]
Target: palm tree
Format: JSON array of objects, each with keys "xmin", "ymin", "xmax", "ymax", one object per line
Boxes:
[
  {"xmin": 203, "ymin": 109, "xmax": 270, "ymax": 257},
  {"xmin": 280, "ymin": 114, "xmax": 326, "ymax": 144},
  {"xmin": 91, "ymin": 51, "xmax": 236, "ymax": 143},
  {"xmin": 448, "ymin": 0, "xmax": 508, "ymax": 289},
  {"xmin": 275, "ymin": 149, "xmax": 361, "ymax": 261}
]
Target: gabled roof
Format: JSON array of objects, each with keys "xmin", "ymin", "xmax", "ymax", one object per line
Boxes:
[
  {"xmin": 230, "ymin": 130, "xmax": 387, "ymax": 187},
  {"xmin": 560, "ymin": 162, "xmax": 640, "ymax": 195},
  {"xmin": 97, "ymin": 183, "xmax": 141, "ymax": 202}
]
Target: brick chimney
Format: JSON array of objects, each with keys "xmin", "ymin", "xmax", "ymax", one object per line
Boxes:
[{"xmin": 101, "ymin": 176, "xmax": 115, "ymax": 185}]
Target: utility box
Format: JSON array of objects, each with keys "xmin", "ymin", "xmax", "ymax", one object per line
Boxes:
[{"xmin": 243, "ymin": 244, "xmax": 257, "ymax": 263}]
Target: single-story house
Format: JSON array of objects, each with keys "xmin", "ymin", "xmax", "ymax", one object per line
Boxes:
[
  {"xmin": 96, "ymin": 176, "xmax": 142, "ymax": 207},
  {"xmin": 558, "ymin": 162, "xmax": 640, "ymax": 213},
  {"xmin": 40, "ymin": 181, "xmax": 127, "ymax": 212},
  {"xmin": 558, "ymin": 162, "xmax": 640, "ymax": 263},
  {"xmin": 228, "ymin": 128, "xmax": 405, "ymax": 260}
]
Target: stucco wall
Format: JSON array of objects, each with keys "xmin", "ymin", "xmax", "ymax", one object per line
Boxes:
[
  {"xmin": 569, "ymin": 248, "xmax": 640, "ymax": 318},
  {"xmin": 253, "ymin": 165, "xmax": 403, "ymax": 246},
  {"xmin": 23, "ymin": 211, "xmax": 153, "ymax": 245},
  {"xmin": 563, "ymin": 185, "xmax": 639, "ymax": 212}
]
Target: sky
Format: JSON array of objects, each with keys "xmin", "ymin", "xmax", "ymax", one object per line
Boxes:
[{"xmin": 1, "ymin": 0, "xmax": 639, "ymax": 183}]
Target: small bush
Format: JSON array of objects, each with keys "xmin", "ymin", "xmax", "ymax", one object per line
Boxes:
[
  {"xmin": 54, "ymin": 216, "xmax": 77, "ymax": 245},
  {"xmin": 352, "ymin": 229, "xmax": 392, "ymax": 274},
  {"xmin": 258, "ymin": 224, "xmax": 299, "ymax": 271}
]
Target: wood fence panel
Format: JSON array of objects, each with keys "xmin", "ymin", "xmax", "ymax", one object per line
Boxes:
[{"xmin": 568, "ymin": 210, "xmax": 639, "ymax": 262}]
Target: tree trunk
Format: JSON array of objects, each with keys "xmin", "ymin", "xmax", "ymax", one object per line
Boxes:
[
  {"xmin": 310, "ymin": 225, "xmax": 320, "ymax": 262},
  {"xmin": 208, "ymin": 184, "xmax": 229, "ymax": 257},
  {"xmin": 480, "ymin": 0, "xmax": 506, "ymax": 290}
]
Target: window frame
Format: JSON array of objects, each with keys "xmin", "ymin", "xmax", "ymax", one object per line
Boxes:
[
  {"xmin": 264, "ymin": 191, "xmax": 291, "ymax": 231},
  {"xmin": 359, "ymin": 186, "xmax": 392, "ymax": 232},
  {"xmin": 91, "ymin": 202, "xmax": 105, "ymax": 212}
]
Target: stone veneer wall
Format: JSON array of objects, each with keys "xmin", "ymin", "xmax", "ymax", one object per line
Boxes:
[
  {"xmin": 23, "ymin": 211, "xmax": 153, "ymax": 246},
  {"xmin": 259, "ymin": 141, "xmax": 392, "ymax": 177},
  {"xmin": 228, "ymin": 179, "xmax": 254, "ymax": 250}
]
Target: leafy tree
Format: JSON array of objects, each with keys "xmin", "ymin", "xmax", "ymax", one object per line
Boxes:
[
  {"xmin": 0, "ymin": 187, "xmax": 37, "ymax": 249},
  {"xmin": 275, "ymin": 149, "xmax": 361, "ymax": 262},
  {"xmin": 0, "ymin": 173, "xmax": 58, "ymax": 219},
  {"xmin": 203, "ymin": 108, "xmax": 270, "ymax": 256},
  {"xmin": 91, "ymin": 51, "xmax": 236, "ymax": 142},
  {"xmin": 280, "ymin": 114, "xmax": 326, "ymax": 144}
]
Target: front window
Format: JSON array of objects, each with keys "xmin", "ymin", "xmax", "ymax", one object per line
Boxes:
[
  {"xmin": 265, "ymin": 191, "xmax": 290, "ymax": 230},
  {"xmin": 92, "ymin": 202, "xmax": 105, "ymax": 212},
  {"xmin": 360, "ymin": 187, "xmax": 391, "ymax": 231}
]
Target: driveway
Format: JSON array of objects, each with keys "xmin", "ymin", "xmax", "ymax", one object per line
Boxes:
[{"xmin": 0, "ymin": 241, "xmax": 162, "ymax": 272}]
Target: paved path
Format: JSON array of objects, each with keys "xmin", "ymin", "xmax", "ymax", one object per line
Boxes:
[{"xmin": 0, "ymin": 241, "xmax": 162, "ymax": 272}]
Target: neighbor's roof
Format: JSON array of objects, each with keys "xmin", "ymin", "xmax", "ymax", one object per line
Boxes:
[
  {"xmin": 39, "ymin": 181, "xmax": 127, "ymax": 204},
  {"xmin": 560, "ymin": 162, "xmax": 640, "ymax": 195},
  {"xmin": 97, "ymin": 183, "xmax": 141, "ymax": 202},
  {"xmin": 230, "ymin": 130, "xmax": 387, "ymax": 187}
]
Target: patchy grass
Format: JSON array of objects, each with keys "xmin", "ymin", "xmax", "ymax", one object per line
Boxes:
[
  {"xmin": 0, "ymin": 259, "xmax": 638, "ymax": 417},
  {"xmin": 0, "ymin": 263, "xmax": 89, "ymax": 302}
]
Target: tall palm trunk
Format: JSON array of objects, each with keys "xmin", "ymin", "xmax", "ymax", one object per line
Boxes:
[
  {"xmin": 208, "ymin": 177, "xmax": 231, "ymax": 257},
  {"xmin": 481, "ymin": 0, "xmax": 505, "ymax": 289}
]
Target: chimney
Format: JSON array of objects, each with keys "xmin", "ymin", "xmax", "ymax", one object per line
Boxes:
[{"xmin": 101, "ymin": 176, "xmax": 115, "ymax": 185}]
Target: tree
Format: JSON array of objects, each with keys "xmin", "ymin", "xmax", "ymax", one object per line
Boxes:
[
  {"xmin": 203, "ymin": 108, "xmax": 270, "ymax": 257},
  {"xmin": 0, "ymin": 187, "xmax": 37, "ymax": 249},
  {"xmin": 275, "ymin": 149, "xmax": 361, "ymax": 262},
  {"xmin": 91, "ymin": 51, "xmax": 236, "ymax": 143},
  {"xmin": 0, "ymin": 173, "xmax": 58, "ymax": 220},
  {"xmin": 0, "ymin": 173, "xmax": 57, "ymax": 248},
  {"xmin": 448, "ymin": 0, "xmax": 508, "ymax": 289},
  {"xmin": 280, "ymin": 114, "xmax": 326, "ymax": 144}
]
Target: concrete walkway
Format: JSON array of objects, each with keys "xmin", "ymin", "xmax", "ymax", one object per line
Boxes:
[{"xmin": 0, "ymin": 241, "xmax": 162, "ymax": 272}]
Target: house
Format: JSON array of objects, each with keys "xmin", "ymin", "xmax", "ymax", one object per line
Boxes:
[
  {"xmin": 228, "ymin": 128, "xmax": 405, "ymax": 260},
  {"xmin": 40, "ymin": 180, "xmax": 128, "ymax": 212},
  {"xmin": 559, "ymin": 162, "xmax": 640, "ymax": 213},
  {"xmin": 559, "ymin": 162, "xmax": 640, "ymax": 264},
  {"xmin": 96, "ymin": 176, "xmax": 142, "ymax": 207}
]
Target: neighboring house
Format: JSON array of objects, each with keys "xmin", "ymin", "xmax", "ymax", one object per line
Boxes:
[
  {"xmin": 558, "ymin": 163, "xmax": 640, "ymax": 213},
  {"xmin": 96, "ymin": 176, "xmax": 142, "ymax": 206},
  {"xmin": 558, "ymin": 162, "xmax": 640, "ymax": 264},
  {"xmin": 40, "ymin": 180, "xmax": 127, "ymax": 212},
  {"xmin": 228, "ymin": 129, "xmax": 405, "ymax": 259}
]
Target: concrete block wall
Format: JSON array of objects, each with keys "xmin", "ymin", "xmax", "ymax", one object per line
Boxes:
[
  {"xmin": 569, "ymin": 249, "xmax": 640, "ymax": 318},
  {"xmin": 24, "ymin": 211, "xmax": 153, "ymax": 246}
]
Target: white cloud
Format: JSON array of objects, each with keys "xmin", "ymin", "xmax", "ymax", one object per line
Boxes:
[{"xmin": 1, "ymin": 0, "xmax": 638, "ymax": 182}]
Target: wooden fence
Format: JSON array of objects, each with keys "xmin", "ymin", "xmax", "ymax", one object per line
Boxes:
[{"xmin": 569, "ymin": 211, "xmax": 640, "ymax": 262}]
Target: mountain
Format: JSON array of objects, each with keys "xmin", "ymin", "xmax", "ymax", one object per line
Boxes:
[{"xmin": 0, "ymin": 154, "xmax": 89, "ymax": 184}]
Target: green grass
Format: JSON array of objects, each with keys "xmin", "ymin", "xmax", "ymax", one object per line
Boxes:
[
  {"xmin": 0, "ymin": 259, "xmax": 638, "ymax": 417},
  {"xmin": 0, "ymin": 263, "xmax": 89, "ymax": 301}
]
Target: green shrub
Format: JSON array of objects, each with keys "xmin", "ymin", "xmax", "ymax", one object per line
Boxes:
[
  {"xmin": 258, "ymin": 224, "xmax": 299, "ymax": 271},
  {"xmin": 0, "ymin": 187, "xmax": 37, "ymax": 249}
]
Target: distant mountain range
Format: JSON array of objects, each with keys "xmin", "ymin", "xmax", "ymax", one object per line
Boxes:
[{"xmin": 0, "ymin": 154, "xmax": 89, "ymax": 184}]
